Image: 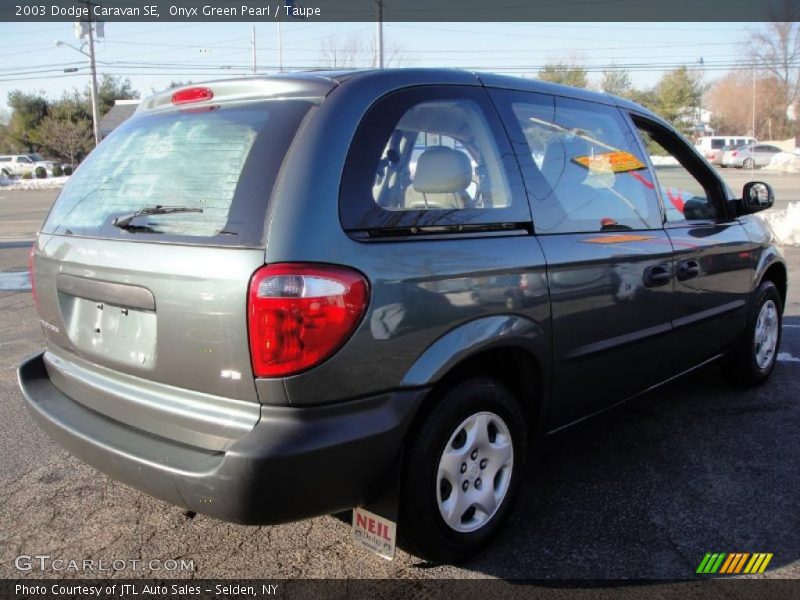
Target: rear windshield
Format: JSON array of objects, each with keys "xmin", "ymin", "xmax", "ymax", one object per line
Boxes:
[{"xmin": 42, "ymin": 100, "xmax": 313, "ymax": 246}]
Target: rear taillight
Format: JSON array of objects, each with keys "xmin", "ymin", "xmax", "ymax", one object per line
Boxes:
[
  {"xmin": 28, "ymin": 245, "xmax": 38, "ymax": 311},
  {"xmin": 171, "ymin": 87, "xmax": 213, "ymax": 105},
  {"xmin": 247, "ymin": 264, "xmax": 369, "ymax": 377},
  {"xmin": 732, "ymin": 151, "xmax": 738, "ymax": 157}
]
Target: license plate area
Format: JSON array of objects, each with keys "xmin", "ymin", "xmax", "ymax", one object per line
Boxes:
[{"xmin": 58, "ymin": 294, "xmax": 157, "ymax": 369}]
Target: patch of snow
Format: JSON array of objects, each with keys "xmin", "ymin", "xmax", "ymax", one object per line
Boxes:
[
  {"xmin": 0, "ymin": 175, "xmax": 70, "ymax": 190},
  {"xmin": 756, "ymin": 202, "xmax": 800, "ymax": 246},
  {"xmin": 763, "ymin": 152, "xmax": 800, "ymax": 173},
  {"xmin": 649, "ymin": 155, "xmax": 680, "ymax": 166},
  {"xmin": 0, "ymin": 271, "xmax": 30, "ymax": 292},
  {"xmin": 777, "ymin": 352, "xmax": 800, "ymax": 363}
]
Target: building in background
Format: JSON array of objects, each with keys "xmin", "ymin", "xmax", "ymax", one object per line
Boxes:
[{"xmin": 99, "ymin": 99, "xmax": 139, "ymax": 139}]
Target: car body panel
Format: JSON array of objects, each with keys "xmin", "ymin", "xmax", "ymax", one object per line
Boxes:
[
  {"xmin": 261, "ymin": 70, "xmax": 552, "ymax": 406},
  {"xmin": 738, "ymin": 214, "xmax": 788, "ymax": 294},
  {"xmin": 400, "ymin": 313, "xmax": 548, "ymax": 387},
  {"xmin": 34, "ymin": 233, "xmax": 265, "ymax": 404},
  {"xmin": 19, "ymin": 351, "xmax": 426, "ymax": 524},
  {"xmin": 536, "ymin": 232, "xmax": 675, "ymax": 428},
  {"xmin": 665, "ymin": 223, "xmax": 754, "ymax": 371}
]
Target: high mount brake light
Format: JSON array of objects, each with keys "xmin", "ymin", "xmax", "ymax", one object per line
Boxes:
[
  {"xmin": 247, "ymin": 264, "xmax": 369, "ymax": 377},
  {"xmin": 171, "ymin": 87, "xmax": 214, "ymax": 105}
]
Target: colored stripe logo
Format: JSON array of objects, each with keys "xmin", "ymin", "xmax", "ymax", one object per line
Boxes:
[{"xmin": 696, "ymin": 552, "xmax": 773, "ymax": 574}]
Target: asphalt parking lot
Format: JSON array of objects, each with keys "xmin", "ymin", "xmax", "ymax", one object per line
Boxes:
[{"xmin": 1, "ymin": 178, "xmax": 799, "ymax": 580}]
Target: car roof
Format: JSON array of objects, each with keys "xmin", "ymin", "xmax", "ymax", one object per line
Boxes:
[
  {"xmin": 324, "ymin": 68, "xmax": 657, "ymax": 114},
  {"xmin": 140, "ymin": 68, "xmax": 659, "ymax": 120}
]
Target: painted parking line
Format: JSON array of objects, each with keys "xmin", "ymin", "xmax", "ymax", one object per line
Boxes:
[{"xmin": 777, "ymin": 352, "xmax": 800, "ymax": 363}]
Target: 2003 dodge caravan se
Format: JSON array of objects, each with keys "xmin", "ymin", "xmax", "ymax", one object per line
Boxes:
[{"xmin": 19, "ymin": 69, "xmax": 786, "ymax": 563}]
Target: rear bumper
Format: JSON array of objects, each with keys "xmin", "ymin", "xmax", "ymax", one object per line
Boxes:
[{"xmin": 18, "ymin": 351, "xmax": 426, "ymax": 525}]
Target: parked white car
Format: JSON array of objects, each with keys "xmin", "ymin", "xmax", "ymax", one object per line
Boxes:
[
  {"xmin": 695, "ymin": 136, "xmax": 756, "ymax": 166},
  {"xmin": 0, "ymin": 154, "xmax": 62, "ymax": 177}
]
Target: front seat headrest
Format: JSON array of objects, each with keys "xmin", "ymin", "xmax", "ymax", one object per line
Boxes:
[
  {"xmin": 413, "ymin": 146, "xmax": 472, "ymax": 193},
  {"xmin": 540, "ymin": 135, "xmax": 591, "ymax": 186}
]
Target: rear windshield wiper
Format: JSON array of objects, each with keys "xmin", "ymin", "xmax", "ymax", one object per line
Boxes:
[{"xmin": 113, "ymin": 205, "xmax": 203, "ymax": 230}]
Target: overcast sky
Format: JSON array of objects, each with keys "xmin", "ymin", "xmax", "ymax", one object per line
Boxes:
[{"xmin": 0, "ymin": 21, "xmax": 758, "ymax": 112}]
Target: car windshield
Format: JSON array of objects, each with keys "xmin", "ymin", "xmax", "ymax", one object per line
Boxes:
[
  {"xmin": 42, "ymin": 99, "xmax": 313, "ymax": 246},
  {"xmin": 27, "ymin": 153, "xmax": 45, "ymax": 161}
]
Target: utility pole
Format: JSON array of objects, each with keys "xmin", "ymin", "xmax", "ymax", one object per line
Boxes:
[
  {"xmin": 375, "ymin": 0, "xmax": 384, "ymax": 68},
  {"xmin": 251, "ymin": 26, "xmax": 257, "ymax": 74},
  {"xmin": 57, "ymin": 1, "xmax": 100, "ymax": 146},
  {"xmin": 697, "ymin": 57, "xmax": 704, "ymax": 135},
  {"xmin": 85, "ymin": 0, "xmax": 100, "ymax": 145},
  {"xmin": 752, "ymin": 67, "xmax": 757, "ymax": 140},
  {"xmin": 277, "ymin": 18, "xmax": 283, "ymax": 72}
]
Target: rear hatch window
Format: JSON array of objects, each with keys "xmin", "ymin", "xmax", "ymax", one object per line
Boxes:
[{"xmin": 42, "ymin": 100, "xmax": 313, "ymax": 247}]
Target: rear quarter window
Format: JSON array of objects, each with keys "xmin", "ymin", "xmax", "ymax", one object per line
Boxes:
[
  {"xmin": 339, "ymin": 86, "xmax": 530, "ymax": 234},
  {"xmin": 43, "ymin": 100, "xmax": 313, "ymax": 246}
]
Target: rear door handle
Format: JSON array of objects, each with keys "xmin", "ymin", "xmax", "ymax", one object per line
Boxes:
[
  {"xmin": 676, "ymin": 259, "xmax": 700, "ymax": 281},
  {"xmin": 643, "ymin": 264, "xmax": 672, "ymax": 288}
]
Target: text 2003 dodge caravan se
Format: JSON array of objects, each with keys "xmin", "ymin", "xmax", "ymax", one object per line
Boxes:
[{"xmin": 19, "ymin": 69, "xmax": 785, "ymax": 563}]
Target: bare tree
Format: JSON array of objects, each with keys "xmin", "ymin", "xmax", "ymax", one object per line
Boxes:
[
  {"xmin": 319, "ymin": 33, "xmax": 367, "ymax": 69},
  {"xmin": 36, "ymin": 116, "xmax": 92, "ymax": 165},
  {"xmin": 318, "ymin": 32, "xmax": 407, "ymax": 69},
  {"xmin": 749, "ymin": 20, "xmax": 800, "ymax": 129},
  {"xmin": 707, "ymin": 70, "xmax": 791, "ymax": 139}
]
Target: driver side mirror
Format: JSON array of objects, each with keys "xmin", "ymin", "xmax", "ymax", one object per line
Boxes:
[{"xmin": 740, "ymin": 181, "xmax": 774, "ymax": 214}]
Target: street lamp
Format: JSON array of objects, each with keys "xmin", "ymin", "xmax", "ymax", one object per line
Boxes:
[{"xmin": 55, "ymin": 39, "xmax": 100, "ymax": 146}]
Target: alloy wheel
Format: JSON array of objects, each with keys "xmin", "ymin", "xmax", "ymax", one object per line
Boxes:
[
  {"xmin": 436, "ymin": 411, "xmax": 514, "ymax": 533},
  {"xmin": 754, "ymin": 299, "xmax": 779, "ymax": 370}
]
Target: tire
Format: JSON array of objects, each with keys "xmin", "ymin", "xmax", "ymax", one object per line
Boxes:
[
  {"xmin": 726, "ymin": 280, "xmax": 782, "ymax": 387},
  {"xmin": 398, "ymin": 377, "xmax": 527, "ymax": 563},
  {"xmin": 743, "ymin": 158, "xmax": 755, "ymax": 169}
]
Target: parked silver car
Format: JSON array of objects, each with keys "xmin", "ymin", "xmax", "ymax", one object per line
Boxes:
[{"xmin": 722, "ymin": 144, "xmax": 783, "ymax": 169}]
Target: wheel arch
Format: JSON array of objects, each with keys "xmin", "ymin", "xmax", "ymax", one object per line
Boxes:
[
  {"xmin": 762, "ymin": 262, "xmax": 787, "ymax": 310},
  {"xmin": 756, "ymin": 254, "xmax": 787, "ymax": 312},
  {"xmin": 400, "ymin": 315, "xmax": 550, "ymax": 435}
]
